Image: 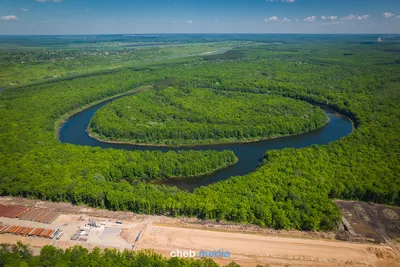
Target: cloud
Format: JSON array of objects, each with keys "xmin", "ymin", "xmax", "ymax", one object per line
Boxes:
[
  {"xmin": 214, "ymin": 20, "xmax": 218, "ymax": 23},
  {"xmin": 340, "ymin": 14, "xmax": 370, "ymax": 21},
  {"xmin": 383, "ymin": 12, "xmax": 395, "ymax": 18},
  {"xmin": 1, "ymin": 15, "xmax": 19, "ymax": 21},
  {"xmin": 36, "ymin": 0, "xmax": 63, "ymax": 2},
  {"xmin": 321, "ymin": 15, "xmax": 337, "ymax": 21},
  {"xmin": 397, "ymin": 15, "xmax": 400, "ymax": 19},
  {"xmin": 304, "ymin": 16, "xmax": 316, "ymax": 22},
  {"xmin": 264, "ymin": 16, "xmax": 279, "ymax": 22},
  {"xmin": 185, "ymin": 20, "xmax": 192, "ymax": 24},
  {"xmin": 282, "ymin": 17, "xmax": 291, "ymax": 22},
  {"xmin": 357, "ymin": 15, "xmax": 370, "ymax": 20},
  {"xmin": 340, "ymin": 14, "xmax": 356, "ymax": 21},
  {"xmin": 20, "ymin": 8, "xmax": 28, "ymax": 12}
]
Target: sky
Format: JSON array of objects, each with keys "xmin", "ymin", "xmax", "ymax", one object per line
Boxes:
[{"xmin": 0, "ymin": 0, "xmax": 400, "ymax": 34}]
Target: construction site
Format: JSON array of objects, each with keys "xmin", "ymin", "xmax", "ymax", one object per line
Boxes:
[
  {"xmin": 0, "ymin": 197, "xmax": 399, "ymax": 267},
  {"xmin": 0, "ymin": 204, "xmax": 143, "ymax": 252}
]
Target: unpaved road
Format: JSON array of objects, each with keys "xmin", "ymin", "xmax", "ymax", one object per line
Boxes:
[
  {"xmin": 138, "ymin": 223, "xmax": 398, "ymax": 267},
  {"xmin": 0, "ymin": 197, "xmax": 399, "ymax": 267}
]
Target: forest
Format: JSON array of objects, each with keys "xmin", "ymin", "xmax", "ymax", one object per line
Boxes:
[
  {"xmin": 89, "ymin": 87, "xmax": 328, "ymax": 145},
  {"xmin": 0, "ymin": 242, "xmax": 240, "ymax": 267},
  {"xmin": 0, "ymin": 35, "xmax": 399, "ymax": 231}
]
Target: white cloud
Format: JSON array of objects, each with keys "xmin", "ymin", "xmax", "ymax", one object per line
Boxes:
[
  {"xmin": 214, "ymin": 20, "xmax": 218, "ymax": 23},
  {"xmin": 282, "ymin": 17, "xmax": 291, "ymax": 22},
  {"xmin": 185, "ymin": 20, "xmax": 193, "ymax": 24},
  {"xmin": 304, "ymin": 16, "xmax": 316, "ymax": 22},
  {"xmin": 321, "ymin": 15, "xmax": 337, "ymax": 21},
  {"xmin": 397, "ymin": 15, "xmax": 400, "ymax": 19},
  {"xmin": 20, "ymin": 8, "xmax": 28, "ymax": 12},
  {"xmin": 264, "ymin": 16, "xmax": 279, "ymax": 22},
  {"xmin": 341, "ymin": 14, "xmax": 356, "ymax": 21},
  {"xmin": 340, "ymin": 14, "xmax": 370, "ymax": 21},
  {"xmin": 383, "ymin": 12, "xmax": 395, "ymax": 18},
  {"xmin": 357, "ymin": 15, "xmax": 370, "ymax": 20},
  {"xmin": 1, "ymin": 15, "xmax": 19, "ymax": 21}
]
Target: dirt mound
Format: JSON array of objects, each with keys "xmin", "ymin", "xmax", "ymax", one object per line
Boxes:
[
  {"xmin": 383, "ymin": 209, "xmax": 399, "ymax": 220},
  {"xmin": 120, "ymin": 228, "xmax": 136, "ymax": 243},
  {"xmin": 367, "ymin": 247, "xmax": 399, "ymax": 263}
]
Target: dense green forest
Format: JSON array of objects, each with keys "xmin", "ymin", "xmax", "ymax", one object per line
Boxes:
[
  {"xmin": 89, "ymin": 87, "xmax": 328, "ymax": 145},
  {"xmin": 0, "ymin": 242, "xmax": 239, "ymax": 267},
  {"xmin": 0, "ymin": 35, "xmax": 399, "ymax": 231}
]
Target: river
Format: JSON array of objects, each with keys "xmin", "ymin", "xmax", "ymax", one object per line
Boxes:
[{"xmin": 59, "ymin": 93, "xmax": 353, "ymax": 191}]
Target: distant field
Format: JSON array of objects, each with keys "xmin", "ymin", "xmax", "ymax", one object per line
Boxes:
[{"xmin": 0, "ymin": 38, "xmax": 242, "ymax": 87}]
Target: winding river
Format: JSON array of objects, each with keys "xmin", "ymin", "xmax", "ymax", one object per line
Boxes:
[{"xmin": 59, "ymin": 93, "xmax": 353, "ymax": 191}]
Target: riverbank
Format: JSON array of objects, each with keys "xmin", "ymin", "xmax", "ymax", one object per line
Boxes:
[
  {"xmin": 86, "ymin": 87, "xmax": 333, "ymax": 148},
  {"xmin": 148, "ymin": 157, "xmax": 239, "ymax": 183},
  {"xmin": 55, "ymin": 85, "xmax": 152, "ymax": 140},
  {"xmin": 87, "ymin": 122, "xmax": 330, "ymax": 148},
  {"xmin": 59, "ymin": 94, "xmax": 353, "ymax": 190}
]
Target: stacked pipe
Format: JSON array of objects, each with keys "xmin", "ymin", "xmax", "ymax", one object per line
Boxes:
[
  {"xmin": 0, "ymin": 225, "xmax": 60, "ymax": 239},
  {"xmin": 0, "ymin": 205, "xmax": 29, "ymax": 218},
  {"xmin": 18, "ymin": 210, "xmax": 60, "ymax": 224}
]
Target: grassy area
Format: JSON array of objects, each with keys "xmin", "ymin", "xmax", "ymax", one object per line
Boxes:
[{"xmin": 0, "ymin": 41, "xmax": 242, "ymax": 87}]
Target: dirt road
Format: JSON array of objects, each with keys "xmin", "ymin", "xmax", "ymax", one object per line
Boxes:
[{"xmin": 137, "ymin": 223, "xmax": 398, "ymax": 267}]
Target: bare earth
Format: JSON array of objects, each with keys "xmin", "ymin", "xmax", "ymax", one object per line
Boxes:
[
  {"xmin": 0, "ymin": 197, "xmax": 399, "ymax": 267},
  {"xmin": 336, "ymin": 200, "xmax": 400, "ymax": 247}
]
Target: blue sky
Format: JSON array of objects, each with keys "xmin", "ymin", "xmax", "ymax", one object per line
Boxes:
[{"xmin": 0, "ymin": 0, "xmax": 400, "ymax": 34}]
